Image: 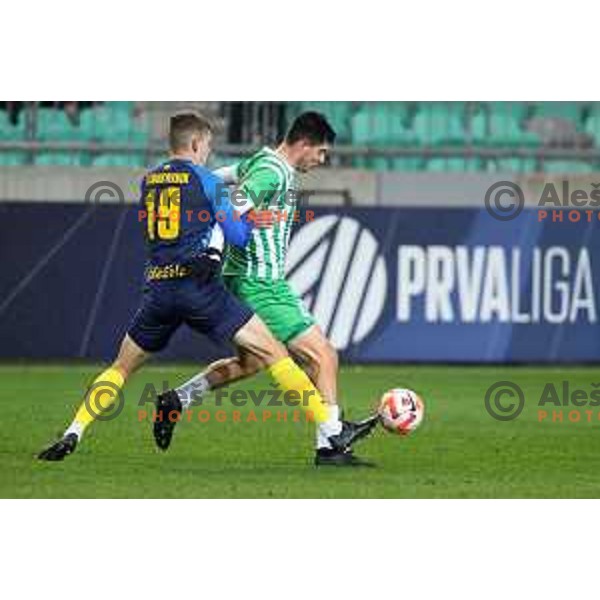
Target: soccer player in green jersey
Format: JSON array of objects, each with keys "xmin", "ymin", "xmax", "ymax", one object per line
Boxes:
[{"xmin": 154, "ymin": 112, "xmax": 377, "ymax": 466}]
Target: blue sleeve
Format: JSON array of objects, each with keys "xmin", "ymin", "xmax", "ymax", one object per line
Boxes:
[{"xmin": 197, "ymin": 168, "xmax": 254, "ymax": 248}]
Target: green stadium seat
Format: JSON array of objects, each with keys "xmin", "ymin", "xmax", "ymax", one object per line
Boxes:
[
  {"xmin": 530, "ymin": 102, "xmax": 583, "ymax": 124},
  {"xmin": 350, "ymin": 109, "xmax": 374, "ymax": 144},
  {"xmin": 34, "ymin": 108, "xmax": 90, "ymax": 169},
  {"xmin": 351, "ymin": 103, "xmax": 411, "ymax": 145},
  {"xmin": 583, "ymin": 116, "xmax": 600, "ymax": 141},
  {"xmin": 351, "ymin": 155, "xmax": 390, "ymax": 171},
  {"xmin": 543, "ymin": 160, "xmax": 594, "ymax": 173},
  {"xmin": 369, "ymin": 157, "xmax": 391, "ymax": 171},
  {"xmin": 487, "ymin": 111, "xmax": 540, "ymax": 147},
  {"xmin": 33, "ymin": 106, "xmax": 158, "ymax": 165},
  {"xmin": 391, "ymin": 157, "xmax": 423, "ymax": 172},
  {"xmin": 0, "ymin": 110, "xmax": 26, "ymax": 141},
  {"xmin": 91, "ymin": 153, "xmax": 145, "ymax": 167},
  {"xmin": 78, "ymin": 108, "xmax": 103, "ymax": 140},
  {"xmin": 105, "ymin": 101, "xmax": 134, "ymax": 114},
  {"xmin": 34, "ymin": 152, "xmax": 87, "ymax": 166},
  {"xmin": 486, "ymin": 102, "xmax": 530, "ymax": 122},
  {"xmin": 412, "ymin": 104, "xmax": 465, "ymax": 145},
  {"xmin": 490, "ymin": 158, "xmax": 539, "ymax": 173},
  {"xmin": 36, "ymin": 108, "xmax": 90, "ymax": 142},
  {"xmin": 87, "ymin": 104, "xmax": 149, "ymax": 146},
  {"xmin": 92, "ymin": 106, "xmax": 132, "ymax": 143},
  {"xmin": 350, "ymin": 104, "xmax": 416, "ymax": 170},
  {"xmin": 360, "ymin": 156, "xmax": 423, "ymax": 172},
  {"xmin": 425, "ymin": 157, "xmax": 482, "ymax": 172},
  {"xmin": 467, "ymin": 111, "xmax": 487, "ymax": 144},
  {"xmin": 0, "ymin": 111, "xmax": 11, "ymax": 137},
  {"xmin": 130, "ymin": 123, "xmax": 150, "ymax": 145},
  {"xmin": 0, "ymin": 109, "xmax": 26, "ymax": 166},
  {"xmin": 0, "ymin": 151, "xmax": 26, "ymax": 165}
]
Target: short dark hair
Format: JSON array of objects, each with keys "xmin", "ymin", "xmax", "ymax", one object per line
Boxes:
[
  {"xmin": 169, "ymin": 112, "xmax": 213, "ymax": 151},
  {"xmin": 285, "ymin": 111, "xmax": 336, "ymax": 145}
]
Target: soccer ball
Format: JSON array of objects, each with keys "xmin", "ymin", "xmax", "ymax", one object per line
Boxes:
[{"xmin": 378, "ymin": 388, "xmax": 424, "ymax": 435}]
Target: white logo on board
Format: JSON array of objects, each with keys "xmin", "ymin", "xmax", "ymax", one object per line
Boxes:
[{"xmin": 287, "ymin": 216, "xmax": 387, "ymax": 350}]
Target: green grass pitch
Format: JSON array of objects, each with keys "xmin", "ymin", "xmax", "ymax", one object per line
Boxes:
[{"xmin": 2, "ymin": 363, "xmax": 600, "ymax": 498}]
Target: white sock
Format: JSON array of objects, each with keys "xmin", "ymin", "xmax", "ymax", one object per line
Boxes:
[
  {"xmin": 64, "ymin": 420, "xmax": 84, "ymax": 440},
  {"xmin": 316, "ymin": 404, "xmax": 342, "ymax": 449},
  {"xmin": 176, "ymin": 372, "xmax": 211, "ymax": 410},
  {"xmin": 316, "ymin": 427, "xmax": 331, "ymax": 450}
]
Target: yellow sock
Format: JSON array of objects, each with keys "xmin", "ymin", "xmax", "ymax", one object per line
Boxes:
[
  {"xmin": 72, "ymin": 367, "xmax": 125, "ymax": 432},
  {"xmin": 267, "ymin": 357, "xmax": 328, "ymax": 423}
]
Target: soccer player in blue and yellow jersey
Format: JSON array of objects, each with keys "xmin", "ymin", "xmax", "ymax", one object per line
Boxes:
[{"xmin": 38, "ymin": 112, "xmax": 333, "ymax": 461}]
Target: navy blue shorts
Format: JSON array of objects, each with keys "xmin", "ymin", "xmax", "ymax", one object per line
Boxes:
[{"xmin": 127, "ymin": 278, "xmax": 254, "ymax": 353}]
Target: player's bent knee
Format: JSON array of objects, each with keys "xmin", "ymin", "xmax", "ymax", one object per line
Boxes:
[
  {"xmin": 299, "ymin": 336, "xmax": 338, "ymax": 372},
  {"xmin": 113, "ymin": 334, "xmax": 150, "ymax": 378},
  {"xmin": 234, "ymin": 316, "xmax": 287, "ymax": 366},
  {"xmin": 309, "ymin": 344, "xmax": 337, "ymax": 375},
  {"xmin": 253, "ymin": 326, "xmax": 287, "ymax": 365},
  {"xmin": 263, "ymin": 338, "xmax": 288, "ymax": 365},
  {"xmin": 239, "ymin": 352, "xmax": 263, "ymax": 376},
  {"xmin": 323, "ymin": 340, "xmax": 338, "ymax": 370}
]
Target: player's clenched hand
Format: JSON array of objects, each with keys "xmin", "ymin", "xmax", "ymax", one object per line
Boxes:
[{"xmin": 189, "ymin": 248, "xmax": 223, "ymax": 285}]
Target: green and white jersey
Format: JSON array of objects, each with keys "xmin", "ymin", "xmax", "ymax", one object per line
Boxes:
[{"xmin": 223, "ymin": 147, "xmax": 297, "ymax": 280}]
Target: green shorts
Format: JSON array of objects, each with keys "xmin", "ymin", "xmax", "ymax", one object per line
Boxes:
[{"xmin": 224, "ymin": 276, "xmax": 316, "ymax": 344}]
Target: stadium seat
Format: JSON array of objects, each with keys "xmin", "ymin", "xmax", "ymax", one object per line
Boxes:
[
  {"xmin": 36, "ymin": 108, "xmax": 90, "ymax": 142},
  {"xmin": 486, "ymin": 110, "xmax": 540, "ymax": 147},
  {"xmin": 353, "ymin": 156, "xmax": 422, "ymax": 172},
  {"xmin": 391, "ymin": 157, "xmax": 423, "ymax": 172},
  {"xmin": 0, "ymin": 151, "xmax": 26, "ymax": 165},
  {"xmin": 466, "ymin": 108, "xmax": 487, "ymax": 144},
  {"xmin": 92, "ymin": 106, "xmax": 132, "ymax": 142},
  {"xmin": 530, "ymin": 102, "xmax": 583, "ymax": 125},
  {"xmin": 351, "ymin": 104, "xmax": 416, "ymax": 170},
  {"xmin": 0, "ymin": 110, "xmax": 26, "ymax": 141},
  {"xmin": 351, "ymin": 155, "xmax": 388, "ymax": 171},
  {"xmin": 425, "ymin": 157, "xmax": 482, "ymax": 172},
  {"xmin": 91, "ymin": 153, "xmax": 145, "ymax": 167},
  {"xmin": 105, "ymin": 101, "xmax": 134, "ymax": 114},
  {"xmin": 0, "ymin": 110, "xmax": 26, "ymax": 165},
  {"xmin": 351, "ymin": 103, "xmax": 411, "ymax": 145},
  {"xmin": 490, "ymin": 157, "xmax": 539, "ymax": 173},
  {"xmin": 411, "ymin": 104, "xmax": 465, "ymax": 146},
  {"xmin": 583, "ymin": 115, "xmax": 600, "ymax": 141},
  {"xmin": 34, "ymin": 152, "xmax": 87, "ymax": 166},
  {"xmin": 486, "ymin": 101, "xmax": 530, "ymax": 122},
  {"xmin": 88, "ymin": 104, "xmax": 149, "ymax": 145},
  {"xmin": 78, "ymin": 108, "xmax": 102, "ymax": 140},
  {"xmin": 543, "ymin": 160, "xmax": 594, "ymax": 173}
]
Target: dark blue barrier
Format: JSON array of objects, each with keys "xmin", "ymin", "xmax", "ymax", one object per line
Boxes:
[
  {"xmin": 0, "ymin": 202, "xmax": 227, "ymax": 362},
  {"xmin": 1, "ymin": 202, "xmax": 599, "ymax": 363}
]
